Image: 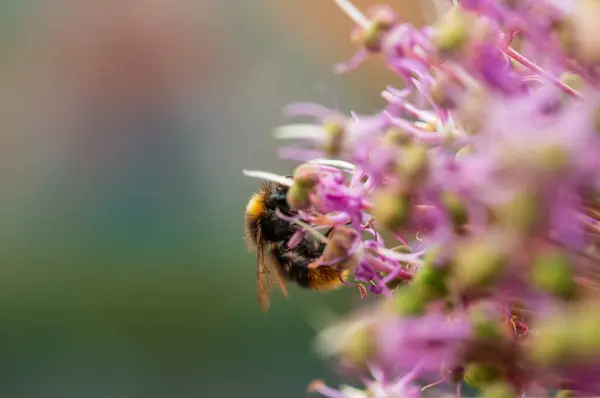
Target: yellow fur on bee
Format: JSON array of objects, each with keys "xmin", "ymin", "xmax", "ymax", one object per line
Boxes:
[
  {"xmin": 309, "ymin": 268, "xmax": 350, "ymax": 290},
  {"xmin": 245, "ymin": 193, "xmax": 265, "ymax": 219}
]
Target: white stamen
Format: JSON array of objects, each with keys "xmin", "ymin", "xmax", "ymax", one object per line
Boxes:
[
  {"xmin": 308, "ymin": 158, "xmax": 357, "ymax": 171},
  {"xmin": 333, "ymin": 0, "xmax": 372, "ymax": 30},
  {"xmin": 373, "ymin": 246, "xmax": 424, "ymax": 265},
  {"xmin": 273, "ymin": 124, "xmax": 325, "ymax": 140},
  {"xmin": 242, "ymin": 170, "xmax": 293, "ymax": 186}
]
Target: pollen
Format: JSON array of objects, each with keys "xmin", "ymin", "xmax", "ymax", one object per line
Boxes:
[{"xmin": 246, "ymin": 193, "xmax": 265, "ymax": 219}]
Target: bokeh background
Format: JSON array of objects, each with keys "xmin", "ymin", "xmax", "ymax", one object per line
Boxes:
[{"xmin": 0, "ymin": 1, "xmax": 436, "ymax": 396}]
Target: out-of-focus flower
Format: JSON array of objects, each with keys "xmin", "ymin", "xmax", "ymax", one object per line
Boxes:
[
  {"xmin": 244, "ymin": 0, "xmax": 600, "ymax": 395},
  {"xmin": 308, "ymin": 364, "xmax": 422, "ymax": 398}
]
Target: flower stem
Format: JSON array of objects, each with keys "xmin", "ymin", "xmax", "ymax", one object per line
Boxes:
[{"xmin": 506, "ymin": 47, "xmax": 583, "ymax": 100}]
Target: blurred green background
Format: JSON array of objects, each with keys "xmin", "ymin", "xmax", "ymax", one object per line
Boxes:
[{"xmin": 0, "ymin": 1, "xmax": 428, "ymax": 396}]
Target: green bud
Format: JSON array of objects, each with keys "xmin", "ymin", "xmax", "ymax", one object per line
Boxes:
[
  {"xmin": 539, "ymin": 144, "xmax": 569, "ymax": 173},
  {"xmin": 397, "ymin": 144, "xmax": 429, "ymax": 185},
  {"xmin": 433, "ymin": 5, "xmax": 473, "ymax": 55},
  {"xmin": 351, "ymin": 9, "xmax": 394, "ymax": 53},
  {"xmin": 464, "ymin": 363, "xmax": 504, "ymax": 389},
  {"xmin": 481, "ymin": 381, "xmax": 516, "ymax": 398},
  {"xmin": 293, "ymin": 164, "xmax": 320, "ymax": 188},
  {"xmin": 323, "ymin": 121, "xmax": 345, "ymax": 157},
  {"xmin": 555, "ymin": 390, "xmax": 573, "ymax": 398},
  {"xmin": 394, "ymin": 285, "xmax": 426, "ymax": 316},
  {"xmin": 287, "ymin": 183, "xmax": 312, "ymax": 210},
  {"xmin": 413, "ymin": 250, "xmax": 449, "ymax": 300},
  {"xmin": 384, "ymin": 127, "xmax": 412, "ymax": 147},
  {"xmin": 341, "ymin": 323, "xmax": 376, "ymax": 369},
  {"xmin": 371, "ymin": 190, "xmax": 411, "ymax": 231},
  {"xmin": 531, "ymin": 250, "xmax": 575, "ymax": 299},
  {"xmin": 560, "ymin": 73, "xmax": 584, "ymax": 92},
  {"xmin": 360, "ymin": 24, "xmax": 384, "ymax": 52},
  {"xmin": 394, "ymin": 245, "xmax": 412, "ymax": 254},
  {"xmin": 496, "ymin": 191, "xmax": 540, "ymax": 233},
  {"xmin": 572, "ymin": 310, "xmax": 600, "ymax": 358},
  {"xmin": 469, "ymin": 302, "xmax": 504, "ymax": 340},
  {"xmin": 454, "ymin": 239, "xmax": 505, "ymax": 290},
  {"xmin": 413, "ymin": 265, "xmax": 448, "ymax": 299},
  {"xmin": 530, "ymin": 317, "xmax": 572, "ymax": 365},
  {"xmin": 441, "ymin": 191, "xmax": 468, "ymax": 228}
]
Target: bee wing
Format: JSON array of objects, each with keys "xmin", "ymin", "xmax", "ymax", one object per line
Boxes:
[{"xmin": 256, "ymin": 232, "xmax": 289, "ymax": 312}]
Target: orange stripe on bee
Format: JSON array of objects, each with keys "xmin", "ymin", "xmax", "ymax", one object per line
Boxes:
[
  {"xmin": 246, "ymin": 193, "xmax": 265, "ymax": 219},
  {"xmin": 308, "ymin": 268, "xmax": 349, "ymax": 290}
]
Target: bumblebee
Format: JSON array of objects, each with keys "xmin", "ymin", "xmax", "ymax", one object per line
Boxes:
[{"xmin": 244, "ymin": 181, "xmax": 348, "ymax": 311}]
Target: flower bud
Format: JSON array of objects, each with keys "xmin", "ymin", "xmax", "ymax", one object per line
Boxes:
[
  {"xmin": 318, "ymin": 226, "xmax": 357, "ymax": 270},
  {"xmin": 464, "ymin": 363, "xmax": 504, "ymax": 389},
  {"xmin": 538, "ymin": 144, "xmax": 569, "ymax": 174},
  {"xmin": 384, "ymin": 127, "xmax": 412, "ymax": 147},
  {"xmin": 529, "ymin": 303, "xmax": 600, "ymax": 364},
  {"xmin": 394, "ymin": 285, "xmax": 426, "ymax": 316},
  {"xmin": 287, "ymin": 185, "xmax": 312, "ymax": 210},
  {"xmin": 314, "ymin": 316, "xmax": 377, "ymax": 371},
  {"xmin": 397, "ymin": 144, "xmax": 429, "ymax": 186},
  {"xmin": 413, "ymin": 266, "xmax": 448, "ymax": 299},
  {"xmin": 530, "ymin": 316, "xmax": 572, "ymax": 365},
  {"xmin": 293, "ymin": 164, "xmax": 320, "ymax": 187},
  {"xmin": 357, "ymin": 25, "xmax": 384, "ymax": 52},
  {"xmin": 340, "ymin": 323, "xmax": 376, "ymax": 369},
  {"xmin": 413, "ymin": 249, "xmax": 450, "ymax": 300},
  {"xmin": 441, "ymin": 191, "xmax": 468, "ymax": 230},
  {"xmin": 495, "ymin": 191, "xmax": 541, "ymax": 233},
  {"xmin": 454, "ymin": 238, "xmax": 505, "ymax": 290},
  {"xmin": 433, "ymin": 5, "xmax": 474, "ymax": 55},
  {"xmin": 287, "ymin": 165, "xmax": 320, "ymax": 211},
  {"xmin": 469, "ymin": 302, "xmax": 504, "ymax": 340},
  {"xmin": 559, "ymin": 72, "xmax": 584, "ymax": 92},
  {"xmin": 555, "ymin": 390, "xmax": 573, "ymax": 398},
  {"xmin": 481, "ymin": 381, "xmax": 516, "ymax": 398},
  {"xmin": 571, "ymin": 307, "xmax": 600, "ymax": 358},
  {"xmin": 351, "ymin": 7, "xmax": 395, "ymax": 53},
  {"xmin": 570, "ymin": 1, "xmax": 600, "ymax": 63},
  {"xmin": 371, "ymin": 190, "xmax": 411, "ymax": 231},
  {"xmin": 531, "ymin": 250, "xmax": 575, "ymax": 299},
  {"xmin": 322, "ymin": 121, "xmax": 345, "ymax": 157}
]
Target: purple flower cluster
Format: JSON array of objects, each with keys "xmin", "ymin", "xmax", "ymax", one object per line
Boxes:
[{"xmin": 244, "ymin": 0, "xmax": 600, "ymax": 396}]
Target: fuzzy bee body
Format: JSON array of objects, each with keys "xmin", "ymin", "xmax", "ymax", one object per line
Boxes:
[{"xmin": 244, "ymin": 181, "xmax": 347, "ymax": 311}]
